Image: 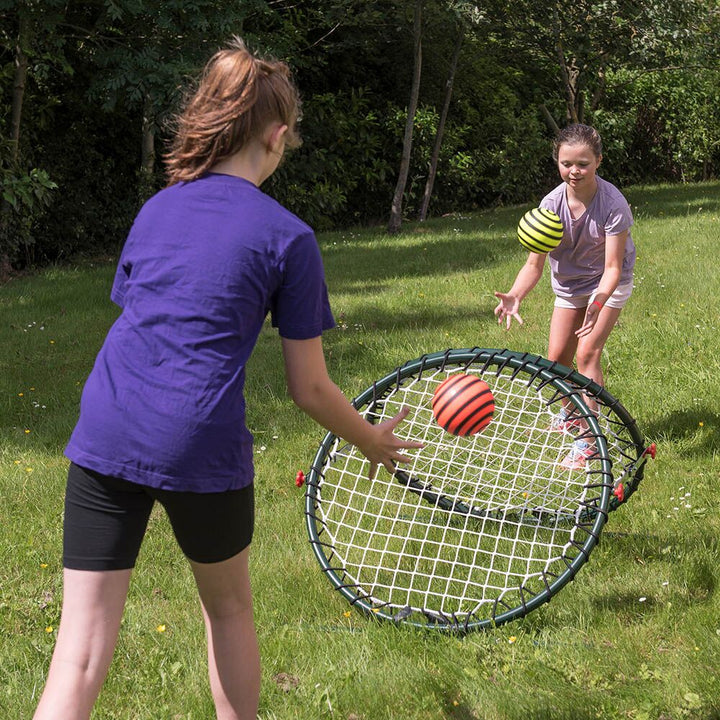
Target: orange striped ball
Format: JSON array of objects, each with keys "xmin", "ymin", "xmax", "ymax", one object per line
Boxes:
[{"xmin": 431, "ymin": 374, "xmax": 495, "ymax": 436}]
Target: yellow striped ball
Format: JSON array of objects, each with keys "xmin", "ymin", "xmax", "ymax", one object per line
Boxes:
[{"xmin": 517, "ymin": 208, "xmax": 564, "ymax": 254}]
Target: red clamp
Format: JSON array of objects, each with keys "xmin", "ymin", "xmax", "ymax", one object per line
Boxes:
[{"xmin": 613, "ymin": 483, "xmax": 625, "ymax": 503}]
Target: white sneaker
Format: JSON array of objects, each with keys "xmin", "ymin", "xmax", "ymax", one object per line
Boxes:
[
  {"xmin": 549, "ymin": 409, "xmax": 583, "ymax": 434},
  {"xmin": 560, "ymin": 439, "xmax": 598, "ymax": 470}
]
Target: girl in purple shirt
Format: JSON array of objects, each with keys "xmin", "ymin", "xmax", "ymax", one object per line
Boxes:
[
  {"xmin": 494, "ymin": 124, "xmax": 635, "ymax": 468},
  {"xmin": 34, "ymin": 38, "xmax": 421, "ymax": 720}
]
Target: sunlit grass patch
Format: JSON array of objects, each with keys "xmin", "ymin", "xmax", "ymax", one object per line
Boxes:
[{"xmin": 2, "ymin": 183, "xmax": 719, "ymax": 718}]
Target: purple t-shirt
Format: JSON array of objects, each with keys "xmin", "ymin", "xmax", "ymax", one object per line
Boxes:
[
  {"xmin": 65, "ymin": 173, "xmax": 335, "ymax": 492},
  {"xmin": 541, "ymin": 176, "xmax": 635, "ymax": 298}
]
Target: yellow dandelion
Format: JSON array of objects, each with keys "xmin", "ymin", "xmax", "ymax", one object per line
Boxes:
[
  {"xmin": 40, "ymin": 563, "xmax": 48, "ymax": 568},
  {"xmin": 699, "ymin": 422, "xmax": 704, "ymax": 427},
  {"xmin": 453, "ymin": 700, "xmax": 459, "ymax": 707},
  {"xmin": 24, "ymin": 429, "xmax": 31, "ymax": 434},
  {"xmin": 343, "ymin": 611, "xmax": 352, "ymax": 618},
  {"xmin": 14, "ymin": 460, "xmax": 21, "ymax": 465},
  {"xmin": 50, "ymin": 340, "xmax": 55, "ymax": 344},
  {"xmin": 156, "ymin": 624, "xmax": 166, "ymax": 633},
  {"xmin": 45, "ymin": 626, "xmax": 53, "ymax": 633},
  {"xmin": 26, "ymin": 467, "xmax": 33, "ymax": 473},
  {"xmin": 18, "ymin": 392, "xmax": 24, "ymax": 397},
  {"xmin": 508, "ymin": 636, "xmax": 517, "ymax": 644},
  {"xmin": 30, "ymin": 387, "xmax": 35, "ymax": 391},
  {"xmin": 371, "ymin": 608, "xmax": 380, "ymax": 614}
]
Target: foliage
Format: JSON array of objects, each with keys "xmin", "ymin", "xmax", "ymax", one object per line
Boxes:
[
  {"xmin": 0, "ymin": 166, "xmax": 57, "ymax": 266},
  {"xmin": 0, "ymin": 0, "xmax": 719, "ymax": 269},
  {"xmin": 267, "ymin": 88, "xmax": 395, "ymax": 229},
  {"xmin": 84, "ymin": 0, "xmax": 267, "ymax": 117},
  {"xmin": 478, "ymin": 0, "xmax": 709, "ymax": 125},
  {"xmin": 591, "ymin": 67, "xmax": 720, "ymax": 186}
]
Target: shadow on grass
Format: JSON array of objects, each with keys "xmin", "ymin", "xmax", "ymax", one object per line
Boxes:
[
  {"xmin": 624, "ymin": 181, "xmax": 720, "ymax": 219},
  {"xmin": 643, "ymin": 407, "xmax": 720, "ymax": 457},
  {"xmin": 322, "ymin": 231, "xmax": 513, "ymax": 295},
  {"xmin": 591, "ymin": 529, "xmax": 717, "ymax": 617}
]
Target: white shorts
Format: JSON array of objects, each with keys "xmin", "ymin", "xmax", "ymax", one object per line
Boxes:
[{"xmin": 554, "ymin": 280, "xmax": 634, "ymax": 310}]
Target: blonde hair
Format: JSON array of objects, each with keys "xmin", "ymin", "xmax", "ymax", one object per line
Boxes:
[{"xmin": 165, "ymin": 37, "xmax": 301, "ymax": 185}]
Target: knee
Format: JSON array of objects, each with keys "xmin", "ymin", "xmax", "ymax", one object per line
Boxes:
[
  {"xmin": 201, "ymin": 588, "xmax": 254, "ymax": 622},
  {"xmin": 209, "ymin": 601, "xmax": 254, "ymax": 622},
  {"xmin": 575, "ymin": 345, "xmax": 602, "ymax": 374}
]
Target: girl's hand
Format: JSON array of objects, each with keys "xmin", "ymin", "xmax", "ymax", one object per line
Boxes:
[
  {"xmin": 493, "ymin": 292, "xmax": 523, "ymax": 329},
  {"xmin": 357, "ymin": 406, "xmax": 424, "ymax": 480},
  {"xmin": 576, "ymin": 302, "xmax": 601, "ymax": 338},
  {"xmin": 282, "ymin": 337, "xmax": 423, "ymax": 481}
]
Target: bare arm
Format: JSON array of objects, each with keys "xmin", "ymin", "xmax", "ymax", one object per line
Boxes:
[
  {"xmin": 494, "ymin": 252, "xmax": 546, "ymax": 329},
  {"xmin": 282, "ymin": 336, "xmax": 423, "ymax": 477},
  {"xmin": 575, "ymin": 230, "xmax": 627, "ymax": 337}
]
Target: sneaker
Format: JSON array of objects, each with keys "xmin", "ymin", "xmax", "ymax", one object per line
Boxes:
[
  {"xmin": 549, "ymin": 409, "xmax": 583, "ymax": 434},
  {"xmin": 561, "ymin": 440, "xmax": 598, "ymax": 470}
]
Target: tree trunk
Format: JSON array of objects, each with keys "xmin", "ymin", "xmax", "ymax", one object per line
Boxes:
[
  {"xmin": 590, "ymin": 66, "xmax": 606, "ymax": 111},
  {"xmin": 555, "ymin": 40, "xmax": 579, "ymax": 124},
  {"xmin": 1, "ymin": 14, "xmax": 31, "ymax": 281},
  {"xmin": 9, "ymin": 16, "xmax": 30, "ymax": 164},
  {"xmin": 539, "ymin": 103, "xmax": 560, "ymax": 135},
  {"xmin": 138, "ymin": 93, "xmax": 156, "ymax": 201},
  {"xmin": 387, "ymin": 0, "xmax": 423, "ymax": 234},
  {"xmin": 419, "ymin": 29, "xmax": 461, "ymax": 222}
]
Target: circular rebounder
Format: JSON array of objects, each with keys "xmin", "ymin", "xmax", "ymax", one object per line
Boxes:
[
  {"xmin": 517, "ymin": 207, "xmax": 564, "ymax": 253},
  {"xmin": 431, "ymin": 373, "xmax": 495, "ymax": 436}
]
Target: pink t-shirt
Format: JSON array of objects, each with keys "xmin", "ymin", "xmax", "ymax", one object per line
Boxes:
[{"xmin": 540, "ymin": 176, "xmax": 635, "ymax": 298}]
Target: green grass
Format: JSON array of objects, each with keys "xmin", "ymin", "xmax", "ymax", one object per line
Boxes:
[{"xmin": 2, "ymin": 181, "xmax": 719, "ymax": 719}]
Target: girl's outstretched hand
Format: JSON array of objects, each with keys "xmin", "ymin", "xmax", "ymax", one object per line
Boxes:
[
  {"xmin": 575, "ymin": 302, "xmax": 601, "ymax": 338},
  {"xmin": 494, "ymin": 292, "xmax": 523, "ymax": 329},
  {"xmin": 357, "ymin": 405, "xmax": 424, "ymax": 480}
]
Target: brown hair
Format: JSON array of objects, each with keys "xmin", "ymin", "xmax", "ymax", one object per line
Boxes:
[
  {"xmin": 165, "ymin": 37, "xmax": 302, "ymax": 185},
  {"xmin": 552, "ymin": 124, "xmax": 603, "ymax": 161}
]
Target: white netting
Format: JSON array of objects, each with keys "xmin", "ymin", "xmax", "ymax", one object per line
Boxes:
[{"xmin": 310, "ymin": 362, "xmax": 609, "ymax": 626}]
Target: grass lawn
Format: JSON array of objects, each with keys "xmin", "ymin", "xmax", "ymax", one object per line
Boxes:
[{"xmin": 1, "ymin": 181, "xmax": 718, "ymax": 719}]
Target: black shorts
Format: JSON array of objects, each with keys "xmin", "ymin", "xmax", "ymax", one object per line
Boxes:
[{"xmin": 63, "ymin": 463, "xmax": 255, "ymax": 571}]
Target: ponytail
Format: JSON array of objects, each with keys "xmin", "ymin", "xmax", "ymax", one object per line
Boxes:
[{"xmin": 165, "ymin": 37, "xmax": 301, "ymax": 185}]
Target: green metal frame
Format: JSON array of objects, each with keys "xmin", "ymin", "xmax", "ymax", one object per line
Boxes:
[{"xmin": 304, "ymin": 348, "xmax": 617, "ymax": 632}]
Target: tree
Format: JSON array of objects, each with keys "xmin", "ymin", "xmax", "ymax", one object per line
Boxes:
[
  {"xmin": 482, "ymin": 0, "xmax": 707, "ymax": 128},
  {"xmin": 84, "ymin": 0, "xmax": 270, "ymax": 197},
  {"xmin": 418, "ymin": 1, "xmax": 477, "ymax": 221},
  {"xmin": 0, "ymin": 0, "xmax": 67, "ymax": 276},
  {"xmin": 388, "ymin": 0, "xmax": 423, "ymax": 234}
]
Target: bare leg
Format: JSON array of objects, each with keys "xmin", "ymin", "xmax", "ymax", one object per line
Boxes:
[
  {"xmin": 33, "ymin": 568, "xmax": 131, "ymax": 720},
  {"xmin": 575, "ymin": 305, "xmax": 623, "ymax": 388},
  {"xmin": 547, "ymin": 306, "xmax": 585, "ymax": 366},
  {"xmin": 190, "ymin": 547, "xmax": 260, "ymax": 720},
  {"xmin": 561, "ymin": 305, "xmax": 622, "ymax": 459},
  {"xmin": 546, "ymin": 306, "xmax": 586, "ymax": 424}
]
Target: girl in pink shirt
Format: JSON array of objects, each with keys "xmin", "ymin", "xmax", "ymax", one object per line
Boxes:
[{"xmin": 494, "ymin": 124, "xmax": 635, "ymax": 468}]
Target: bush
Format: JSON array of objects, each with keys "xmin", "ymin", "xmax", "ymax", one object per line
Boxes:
[
  {"xmin": 266, "ymin": 88, "xmax": 396, "ymax": 229},
  {"xmin": 0, "ymin": 166, "xmax": 58, "ymax": 268}
]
